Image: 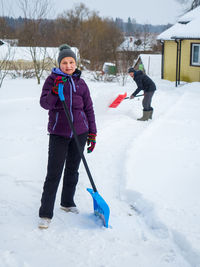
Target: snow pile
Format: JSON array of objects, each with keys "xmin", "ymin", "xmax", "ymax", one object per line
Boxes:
[{"xmin": 0, "ymin": 73, "xmax": 200, "ymax": 267}]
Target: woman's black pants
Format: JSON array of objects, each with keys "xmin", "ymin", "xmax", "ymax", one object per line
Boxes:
[{"xmin": 39, "ymin": 132, "xmax": 88, "ymax": 219}]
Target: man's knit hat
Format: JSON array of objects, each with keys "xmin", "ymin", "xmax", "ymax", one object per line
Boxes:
[
  {"xmin": 58, "ymin": 44, "xmax": 76, "ymax": 66},
  {"xmin": 128, "ymin": 67, "xmax": 137, "ymax": 74}
]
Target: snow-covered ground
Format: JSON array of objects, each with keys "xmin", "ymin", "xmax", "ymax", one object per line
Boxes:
[{"xmin": 0, "ymin": 72, "xmax": 200, "ymax": 267}]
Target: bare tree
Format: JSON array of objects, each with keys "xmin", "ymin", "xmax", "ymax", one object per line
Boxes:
[
  {"xmin": 18, "ymin": 0, "xmax": 52, "ymax": 84},
  {"xmin": 18, "ymin": 0, "xmax": 51, "ymax": 20},
  {"xmin": 116, "ymin": 49, "xmax": 139, "ymax": 86},
  {"xmin": 79, "ymin": 15, "xmax": 123, "ymax": 69},
  {"xmin": 141, "ymin": 25, "xmax": 151, "ymax": 51},
  {"xmin": 56, "ymin": 3, "xmax": 93, "ymax": 52},
  {"xmin": 56, "ymin": 3, "xmax": 123, "ymax": 69},
  {"xmin": 0, "ymin": 17, "xmax": 11, "ymax": 39},
  {"xmin": 175, "ymin": 0, "xmax": 200, "ymax": 10},
  {"xmin": 0, "ymin": 0, "xmax": 15, "ymax": 39},
  {"xmin": 29, "ymin": 47, "xmax": 49, "ymax": 84},
  {"xmin": 0, "ymin": 43, "xmax": 14, "ymax": 88},
  {"xmin": 0, "ymin": 0, "xmax": 15, "ymax": 87},
  {"xmin": 190, "ymin": 0, "xmax": 200, "ymax": 9}
]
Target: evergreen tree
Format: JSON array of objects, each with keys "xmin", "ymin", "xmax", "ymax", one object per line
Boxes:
[{"xmin": 126, "ymin": 17, "xmax": 133, "ymax": 35}]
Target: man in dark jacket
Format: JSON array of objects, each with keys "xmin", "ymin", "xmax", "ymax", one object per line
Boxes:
[{"xmin": 128, "ymin": 67, "xmax": 156, "ymax": 121}]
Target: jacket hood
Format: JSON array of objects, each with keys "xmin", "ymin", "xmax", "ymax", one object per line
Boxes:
[
  {"xmin": 134, "ymin": 70, "xmax": 143, "ymax": 77},
  {"xmin": 52, "ymin": 68, "xmax": 81, "ymax": 79}
]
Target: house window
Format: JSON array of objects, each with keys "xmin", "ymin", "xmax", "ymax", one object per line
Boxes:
[{"xmin": 191, "ymin": 43, "xmax": 200, "ymax": 66}]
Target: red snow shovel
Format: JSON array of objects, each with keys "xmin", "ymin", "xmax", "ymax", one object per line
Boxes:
[
  {"xmin": 109, "ymin": 92, "xmax": 144, "ymax": 108},
  {"xmin": 109, "ymin": 92, "xmax": 127, "ymax": 108},
  {"xmin": 58, "ymin": 84, "xmax": 110, "ymax": 228}
]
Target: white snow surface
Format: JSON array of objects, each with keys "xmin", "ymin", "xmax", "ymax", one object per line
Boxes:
[{"xmin": 0, "ymin": 72, "xmax": 200, "ymax": 267}]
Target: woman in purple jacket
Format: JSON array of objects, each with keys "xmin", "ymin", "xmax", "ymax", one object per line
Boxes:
[{"xmin": 38, "ymin": 44, "xmax": 97, "ymax": 229}]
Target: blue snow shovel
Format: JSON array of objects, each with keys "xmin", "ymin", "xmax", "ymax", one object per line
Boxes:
[{"xmin": 58, "ymin": 83, "xmax": 110, "ymax": 228}]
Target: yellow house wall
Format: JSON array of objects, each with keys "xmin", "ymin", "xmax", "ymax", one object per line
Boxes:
[
  {"xmin": 163, "ymin": 41, "xmax": 177, "ymax": 81},
  {"xmin": 180, "ymin": 40, "xmax": 200, "ymax": 82},
  {"xmin": 163, "ymin": 39, "xmax": 200, "ymax": 82}
]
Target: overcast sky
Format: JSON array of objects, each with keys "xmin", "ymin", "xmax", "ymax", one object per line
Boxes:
[
  {"xmin": 51, "ymin": 0, "xmax": 186, "ymax": 25},
  {"xmin": 2, "ymin": 0, "xmax": 187, "ymax": 25}
]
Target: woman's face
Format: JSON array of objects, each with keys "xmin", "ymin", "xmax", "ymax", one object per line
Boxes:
[{"xmin": 60, "ymin": 57, "xmax": 76, "ymax": 75}]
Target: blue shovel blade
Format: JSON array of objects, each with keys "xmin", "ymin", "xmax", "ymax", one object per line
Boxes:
[{"xmin": 87, "ymin": 188, "xmax": 110, "ymax": 228}]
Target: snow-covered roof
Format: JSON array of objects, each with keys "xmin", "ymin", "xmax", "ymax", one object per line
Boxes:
[
  {"xmin": 157, "ymin": 6, "xmax": 200, "ymax": 40},
  {"xmin": 103, "ymin": 62, "xmax": 115, "ymax": 67},
  {"xmin": 0, "ymin": 39, "xmax": 5, "ymax": 46},
  {"xmin": 117, "ymin": 36, "xmax": 152, "ymax": 52},
  {"xmin": 134, "ymin": 54, "xmax": 161, "ymax": 77}
]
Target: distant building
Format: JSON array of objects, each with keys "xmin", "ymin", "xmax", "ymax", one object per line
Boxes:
[
  {"xmin": 1, "ymin": 39, "xmax": 19, "ymax": 46},
  {"xmin": 157, "ymin": 6, "xmax": 200, "ymax": 85},
  {"xmin": 133, "ymin": 54, "xmax": 161, "ymax": 77},
  {"xmin": 117, "ymin": 36, "xmax": 153, "ymax": 52},
  {"xmin": 102, "ymin": 62, "xmax": 116, "ymax": 75},
  {"xmin": 116, "ymin": 36, "xmax": 155, "ymax": 73}
]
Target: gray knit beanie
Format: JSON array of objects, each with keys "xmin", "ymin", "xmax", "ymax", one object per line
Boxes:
[{"xmin": 58, "ymin": 44, "xmax": 76, "ymax": 66}]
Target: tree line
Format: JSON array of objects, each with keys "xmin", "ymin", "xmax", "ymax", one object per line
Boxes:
[
  {"xmin": 0, "ymin": 1, "xmax": 167, "ymax": 69},
  {"xmin": 1, "ymin": 0, "xmax": 199, "ymax": 87},
  {"xmin": 1, "ymin": 3, "xmax": 125, "ymax": 69}
]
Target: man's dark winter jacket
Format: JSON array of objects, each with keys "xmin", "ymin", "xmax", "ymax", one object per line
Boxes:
[
  {"xmin": 132, "ymin": 70, "xmax": 156, "ymax": 97},
  {"xmin": 40, "ymin": 68, "xmax": 97, "ymax": 138}
]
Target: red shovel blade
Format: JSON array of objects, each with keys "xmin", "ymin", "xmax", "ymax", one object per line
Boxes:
[{"xmin": 109, "ymin": 92, "xmax": 127, "ymax": 108}]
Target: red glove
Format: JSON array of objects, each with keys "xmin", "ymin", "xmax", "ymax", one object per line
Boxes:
[
  {"xmin": 87, "ymin": 133, "xmax": 96, "ymax": 153},
  {"xmin": 52, "ymin": 76, "xmax": 67, "ymax": 95}
]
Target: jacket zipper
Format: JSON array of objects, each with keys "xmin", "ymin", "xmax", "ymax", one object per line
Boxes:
[
  {"xmin": 81, "ymin": 111, "xmax": 89, "ymax": 129},
  {"xmin": 52, "ymin": 112, "xmax": 59, "ymax": 131}
]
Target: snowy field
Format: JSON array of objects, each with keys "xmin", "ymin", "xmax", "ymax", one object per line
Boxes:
[{"xmin": 0, "ymin": 72, "xmax": 200, "ymax": 267}]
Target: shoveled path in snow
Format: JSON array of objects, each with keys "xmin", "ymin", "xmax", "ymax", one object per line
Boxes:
[
  {"xmin": 123, "ymin": 82, "xmax": 200, "ymax": 267},
  {"xmin": 0, "ymin": 77, "xmax": 199, "ymax": 267}
]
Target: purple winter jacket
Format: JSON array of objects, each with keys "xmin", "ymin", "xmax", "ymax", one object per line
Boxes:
[{"xmin": 40, "ymin": 68, "xmax": 97, "ymax": 138}]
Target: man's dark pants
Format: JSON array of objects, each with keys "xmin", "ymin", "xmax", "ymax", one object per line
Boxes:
[{"xmin": 142, "ymin": 91, "xmax": 155, "ymax": 111}]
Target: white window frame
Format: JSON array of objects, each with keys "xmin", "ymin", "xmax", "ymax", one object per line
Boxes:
[{"xmin": 191, "ymin": 43, "xmax": 200, "ymax": 66}]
